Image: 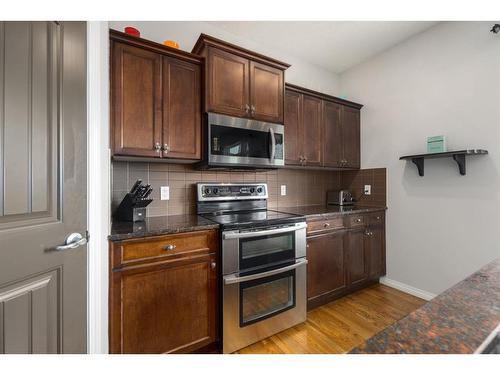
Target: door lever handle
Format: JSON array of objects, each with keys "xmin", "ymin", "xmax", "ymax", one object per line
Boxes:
[{"xmin": 55, "ymin": 232, "xmax": 88, "ymax": 251}]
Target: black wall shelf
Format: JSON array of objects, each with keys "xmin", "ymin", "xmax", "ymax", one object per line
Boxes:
[{"xmin": 400, "ymin": 149, "xmax": 488, "ymax": 176}]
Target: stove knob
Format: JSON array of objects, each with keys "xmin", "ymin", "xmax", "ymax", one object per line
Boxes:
[
  {"xmin": 249, "ymin": 187, "xmax": 255, "ymax": 194},
  {"xmin": 213, "ymin": 188, "xmax": 219, "ymax": 195},
  {"xmin": 256, "ymin": 187, "xmax": 263, "ymax": 194},
  {"xmin": 204, "ymin": 188, "xmax": 211, "ymax": 195}
]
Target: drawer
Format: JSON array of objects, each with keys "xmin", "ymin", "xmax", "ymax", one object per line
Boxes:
[
  {"xmin": 367, "ymin": 212, "xmax": 385, "ymax": 225},
  {"xmin": 114, "ymin": 230, "xmax": 218, "ymax": 268},
  {"xmin": 346, "ymin": 214, "xmax": 365, "ymax": 228},
  {"xmin": 307, "ymin": 217, "xmax": 344, "ymax": 234}
]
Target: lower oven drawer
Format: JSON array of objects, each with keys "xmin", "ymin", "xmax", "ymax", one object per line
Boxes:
[{"xmin": 222, "ymin": 258, "xmax": 307, "ymax": 353}]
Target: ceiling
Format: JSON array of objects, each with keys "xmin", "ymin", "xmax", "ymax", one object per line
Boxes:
[{"xmin": 207, "ymin": 21, "xmax": 439, "ymax": 74}]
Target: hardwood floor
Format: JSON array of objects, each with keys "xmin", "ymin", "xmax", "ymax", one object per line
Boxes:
[{"xmin": 237, "ymin": 284, "xmax": 426, "ymax": 354}]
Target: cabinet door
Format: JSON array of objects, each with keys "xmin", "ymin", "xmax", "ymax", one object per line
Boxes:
[
  {"xmin": 301, "ymin": 95, "xmax": 322, "ymax": 166},
  {"xmin": 112, "ymin": 42, "xmax": 162, "ymax": 157},
  {"xmin": 250, "ymin": 61, "xmax": 284, "ymax": 123},
  {"xmin": 342, "ymin": 106, "xmax": 360, "ymax": 169},
  {"xmin": 206, "ymin": 47, "xmax": 249, "ymax": 118},
  {"xmin": 307, "ymin": 231, "xmax": 347, "ymax": 302},
  {"xmin": 366, "ymin": 224, "xmax": 385, "ymax": 279},
  {"xmin": 322, "ymin": 100, "xmax": 343, "ymax": 167},
  {"xmin": 284, "ymin": 90, "xmax": 302, "ymax": 165},
  {"xmin": 162, "ymin": 57, "xmax": 201, "ymax": 160},
  {"xmin": 111, "ymin": 254, "xmax": 218, "ymax": 354},
  {"xmin": 347, "ymin": 228, "xmax": 368, "ymax": 286}
]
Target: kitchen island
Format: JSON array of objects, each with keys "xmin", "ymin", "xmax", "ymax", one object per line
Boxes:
[{"xmin": 351, "ymin": 258, "xmax": 500, "ymax": 353}]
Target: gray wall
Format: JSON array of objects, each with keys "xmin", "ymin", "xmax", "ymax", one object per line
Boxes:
[{"xmin": 339, "ymin": 21, "xmax": 500, "ymax": 295}]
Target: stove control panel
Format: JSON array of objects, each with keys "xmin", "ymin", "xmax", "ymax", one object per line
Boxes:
[{"xmin": 197, "ymin": 183, "xmax": 268, "ymax": 201}]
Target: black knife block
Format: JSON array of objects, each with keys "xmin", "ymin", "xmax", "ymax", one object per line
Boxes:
[{"xmin": 113, "ymin": 193, "xmax": 153, "ymax": 222}]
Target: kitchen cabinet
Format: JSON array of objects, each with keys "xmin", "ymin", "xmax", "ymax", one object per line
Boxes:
[
  {"xmin": 284, "ymin": 84, "xmax": 362, "ymax": 170},
  {"xmin": 109, "ymin": 229, "xmax": 219, "ymax": 354},
  {"xmin": 346, "ymin": 228, "xmax": 369, "ymax": 287},
  {"xmin": 305, "ymin": 210, "xmax": 385, "ymax": 310},
  {"xmin": 110, "ymin": 30, "xmax": 202, "ymax": 161},
  {"xmin": 307, "ymin": 230, "xmax": 347, "ymax": 307},
  {"xmin": 192, "ymin": 34, "xmax": 289, "ymax": 124}
]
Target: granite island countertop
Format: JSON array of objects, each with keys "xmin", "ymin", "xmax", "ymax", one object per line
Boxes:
[
  {"xmin": 109, "ymin": 214, "xmax": 220, "ymax": 241},
  {"xmin": 280, "ymin": 204, "xmax": 386, "ymax": 220},
  {"xmin": 350, "ymin": 258, "xmax": 500, "ymax": 354}
]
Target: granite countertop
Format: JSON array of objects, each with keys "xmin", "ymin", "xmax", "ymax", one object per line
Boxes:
[
  {"xmin": 350, "ymin": 258, "xmax": 500, "ymax": 354},
  {"xmin": 280, "ymin": 204, "xmax": 386, "ymax": 220},
  {"xmin": 109, "ymin": 214, "xmax": 219, "ymax": 241}
]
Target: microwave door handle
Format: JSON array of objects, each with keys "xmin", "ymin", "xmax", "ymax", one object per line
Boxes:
[
  {"xmin": 269, "ymin": 127, "xmax": 276, "ymax": 161},
  {"xmin": 223, "ymin": 222, "xmax": 307, "ymax": 240},
  {"xmin": 223, "ymin": 258, "xmax": 308, "ymax": 285}
]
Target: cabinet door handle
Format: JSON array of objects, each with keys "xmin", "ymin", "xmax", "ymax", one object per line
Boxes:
[
  {"xmin": 356, "ymin": 218, "xmax": 362, "ymax": 223},
  {"xmin": 163, "ymin": 144, "xmax": 170, "ymax": 154},
  {"xmin": 210, "ymin": 261, "xmax": 216, "ymax": 270},
  {"xmin": 323, "ymin": 222, "xmax": 330, "ymax": 228},
  {"xmin": 245, "ymin": 104, "xmax": 250, "ymax": 115},
  {"xmin": 163, "ymin": 244, "xmax": 176, "ymax": 251},
  {"xmin": 154, "ymin": 142, "xmax": 162, "ymax": 153},
  {"xmin": 250, "ymin": 104, "xmax": 255, "ymax": 116}
]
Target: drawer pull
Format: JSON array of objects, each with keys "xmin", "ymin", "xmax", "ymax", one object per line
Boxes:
[
  {"xmin": 323, "ymin": 222, "xmax": 330, "ymax": 228},
  {"xmin": 164, "ymin": 244, "xmax": 176, "ymax": 251},
  {"xmin": 356, "ymin": 218, "xmax": 362, "ymax": 223}
]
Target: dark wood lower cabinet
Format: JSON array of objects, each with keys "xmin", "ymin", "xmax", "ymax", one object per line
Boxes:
[
  {"xmin": 347, "ymin": 228, "xmax": 369, "ymax": 287},
  {"xmin": 109, "ymin": 230, "xmax": 219, "ymax": 354},
  {"xmin": 307, "ymin": 231, "xmax": 347, "ymax": 306},
  {"xmin": 306, "ymin": 212, "xmax": 386, "ymax": 310}
]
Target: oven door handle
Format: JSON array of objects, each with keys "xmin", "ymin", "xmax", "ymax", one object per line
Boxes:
[
  {"xmin": 269, "ymin": 127, "xmax": 276, "ymax": 161},
  {"xmin": 223, "ymin": 222, "xmax": 307, "ymax": 240},
  {"xmin": 223, "ymin": 258, "xmax": 308, "ymax": 285}
]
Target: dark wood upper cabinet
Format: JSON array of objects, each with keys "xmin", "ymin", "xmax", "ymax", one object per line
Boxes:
[
  {"xmin": 302, "ymin": 95, "xmax": 322, "ymax": 166},
  {"xmin": 110, "ymin": 30, "xmax": 202, "ymax": 161},
  {"xmin": 206, "ymin": 47, "xmax": 250, "ymax": 118},
  {"xmin": 322, "ymin": 100, "xmax": 343, "ymax": 168},
  {"xmin": 192, "ymin": 34, "xmax": 289, "ymax": 124},
  {"xmin": 250, "ymin": 61, "xmax": 284, "ymax": 123},
  {"xmin": 284, "ymin": 83, "xmax": 362, "ymax": 170},
  {"xmin": 162, "ymin": 57, "xmax": 201, "ymax": 159},
  {"xmin": 112, "ymin": 42, "xmax": 162, "ymax": 158},
  {"xmin": 307, "ymin": 231, "xmax": 347, "ymax": 306},
  {"xmin": 342, "ymin": 106, "xmax": 361, "ymax": 169},
  {"xmin": 284, "ymin": 90, "xmax": 302, "ymax": 165}
]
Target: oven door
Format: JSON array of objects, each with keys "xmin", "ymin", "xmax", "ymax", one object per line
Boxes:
[
  {"xmin": 222, "ymin": 222, "xmax": 307, "ymax": 275},
  {"xmin": 207, "ymin": 112, "xmax": 284, "ymax": 168},
  {"xmin": 222, "ymin": 258, "xmax": 307, "ymax": 353}
]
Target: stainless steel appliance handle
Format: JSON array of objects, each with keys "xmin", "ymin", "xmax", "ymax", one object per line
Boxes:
[
  {"xmin": 223, "ymin": 258, "xmax": 308, "ymax": 285},
  {"xmin": 269, "ymin": 127, "xmax": 276, "ymax": 161},
  {"xmin": 223, "ymin": 222, "xmax": 307, "ymax": 240}
]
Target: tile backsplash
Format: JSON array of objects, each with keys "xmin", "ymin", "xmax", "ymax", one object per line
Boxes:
[{"xmin": 112, "ymin": 161, "xmax": 386, "ymax": 218}]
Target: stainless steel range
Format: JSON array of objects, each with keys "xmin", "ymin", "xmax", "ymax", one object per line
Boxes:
[{"xmin": 197, "ymin": 182, "xmax": 307, "ymax": 353}]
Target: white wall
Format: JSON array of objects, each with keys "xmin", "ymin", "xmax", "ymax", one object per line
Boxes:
[
  {"xmin": 339, "ymin": 22, "xmax": 500, "ymax": 295},
  {"xmin": 109, "ymin": 21, "xmax": 340, "ymax": 96}
]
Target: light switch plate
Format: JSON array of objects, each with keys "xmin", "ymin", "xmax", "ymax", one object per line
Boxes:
[
  {"xmin": 160, "ymin": 186, "xmax": 170, "ymax": 200},
  {"xmin": 280, "ymin": 185, "xmax": 287, "ymax": 196},
  {"xmin": 364, "ymin": 185, "xmax": 371, "ymax": 195}
]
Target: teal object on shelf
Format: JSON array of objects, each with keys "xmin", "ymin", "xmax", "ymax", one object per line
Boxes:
[{"xmin": 427, "ymin": 135, "xmax": 446, "ymax": 153}]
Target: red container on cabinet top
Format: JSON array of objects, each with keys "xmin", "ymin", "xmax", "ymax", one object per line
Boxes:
[{"xmin": 124, "ymin": 27, "xmax": 140, "ymax": 37}]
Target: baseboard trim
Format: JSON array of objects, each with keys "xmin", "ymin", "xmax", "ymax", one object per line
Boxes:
[{"xmin": 380, "ymin": 277, "xmax": 437, "ymax": 301}]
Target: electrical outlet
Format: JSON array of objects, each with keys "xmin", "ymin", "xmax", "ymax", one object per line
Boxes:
[
  {"xmin": 364, "ymin": 185, "xmax": 371, "ymax": 195},
  {"xmin": 280, "ymin": 185, "xmax": 287, "ymax": 196},
  {"xmin": 160, "ymin": 186, "xmax": 170, "ymax": 200}
]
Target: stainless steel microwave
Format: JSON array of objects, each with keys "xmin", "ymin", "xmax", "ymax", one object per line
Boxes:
[{"xmin": 198, "ymin": 112, "xmax": 285, "ymax": 169}]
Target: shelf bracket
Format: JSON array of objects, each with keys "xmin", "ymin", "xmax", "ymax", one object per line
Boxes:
[
  {"xmin": 452, "ymin": 153, "xmax": 466, "ymax": 175},
  {"xmin": 411, "ymin": 157, "xmax": 424, "ymax": 177}
]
